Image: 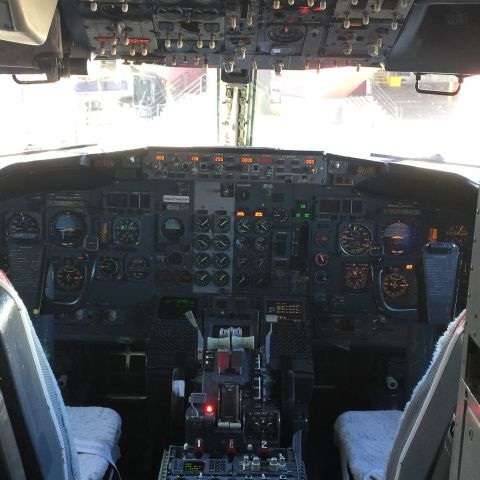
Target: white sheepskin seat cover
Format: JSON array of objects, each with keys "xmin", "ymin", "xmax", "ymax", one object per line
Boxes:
[
  {"xmin": 334, "ymin": 410, "xmax": 402, "ymax": 480},
  {"xmin": 66, "ymin": 406, "xmax": 122, "ymax": 480}
]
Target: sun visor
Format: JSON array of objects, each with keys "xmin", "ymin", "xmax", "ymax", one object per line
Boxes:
[
  {"xmin": 386, "ymin": 0, "xmax": 480, "ymax": 75},
  {"xmin": 0, "ymin": 0, "xmax": 57, "ymax": 45}
]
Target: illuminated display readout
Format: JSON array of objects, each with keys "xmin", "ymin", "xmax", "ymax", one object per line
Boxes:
[{"xmin": 183, "ymin": 461, "xmax": 205, "ymax": 473}]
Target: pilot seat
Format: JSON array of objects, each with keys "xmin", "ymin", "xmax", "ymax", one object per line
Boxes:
[
  {"xmin": 0, "ymin": 272, "xmax": 122, "ymax": 479},
  {"xmin": 334, "ymin": 310, "xmax": 466, "ymax": 480}
]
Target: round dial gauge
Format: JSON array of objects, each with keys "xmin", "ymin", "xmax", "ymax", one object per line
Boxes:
[
  {"xmin": 382, "ymin": 221, "xmax": 416, "ymax": 255},
  {"xmin": 235, "ymin": 218, "xmax": 252, "ymax": 234},
  {"xmin": 214, "ymin": 216, "xmax": 231, "ymax": 233},
  {"xmin": 235, "ymin": 236, "xmax": 250, "ymax": 251},
  {"xmin": 6, "ymin": 213, "xmax": 40, "ymax": 240},
  {"xmin": 49, "ymin": 211, "xmax": 86, "ymax": 248},
  {"xmin": 193, "ymin": 235, "xmax": 211, "ymax": 251},
  {"xmin": 314, "ymin": 252, "xmax": 329, "ymax": 267},
  {"xmin": 252, "ymin": 274, "xmax": 269, "ymax": 287},
  {"xmin": 344, "ymin": 263, "xmax": 369, "ymax": 292},
  {"xmin": 126, "ymin": 256, "xmax": 151, "ymax": 281},
  {"xmin": 54, "ymin": 260, "xmax": 85, "ymax": 291},
  {"xmin": 194, "ymin": 253, "xmax": 210, "ymax": 268},
  {"xmin": 115, "ymin": 218, "xmax": 141, "ymax": 245},
  {"xmin": 272, "ymin": 208, "xmax": 289, "ymax": 224},
  {"xmin": 99, "ymin": 257, "xmax": 120, "ymax": 278},
  {"xmin": 254, "ymin": 219, "xmax": 271, "ymax": 235},
  {"xmin": 193, "ymin": 270, "xmax": 210, "ymax": 287},
  {"xmin": 235, "ymin": 273, "xmax": 250, "ymax": 287},
  {"xmin": 213, "ymin": 270, "xmax": 230, "ymax": 287},
  {"xmin": 214, "ymin": 253, "xmax": 230, "ymax": 269},
  {"xmin": 314, "ymin": 270, "xmax": 329, "ymax": 286},
  {"xmin": 213, "ymin": 235, "xmax": 230, "ymax": 251},
  {"xmin": 340, "ymin": 224, "xmax": 372, "ymax": 256},
  {"xmin": 253, "ymin": 236, "xmax": 269, "ymax": 252},
  {"xmin": 446, "ymin": 225, "xmax": 469, "ymax": 249},
  {"xmin": 236, "ymin": 254, "xmax": 251, "ymax": 269},
  {"xmin": 254, "ymin": 255, "xmax": 267, "ymax": 270},
  {"xmin": 382, "ymin": 268, "xmax": 410, "ymax": 299},
  {"xmin": 195, "ymin": 215, "xmax": 211, "ymax": 232},
  {"xmin": 161, "ymin": 217, "xmax": 184, "ymax": 241}
]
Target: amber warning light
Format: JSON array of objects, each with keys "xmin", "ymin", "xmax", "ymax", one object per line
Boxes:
[
  {"xmin": 214, "ymin": 155, "xmax": 224, "ymax": 163},
  {"xmin": 236, "ymin": 211, "xmax": 246, "ymax": 217},
  {"xmin": 305, "ymin": 159, "xmax": 315, "ymax": 165},
  {"xmin": 155, "ymin": 154, "xmax": 165, "ymax": 161},
  {"xmin": 241, "ymin": 157, "xmax": 254, "ymax": 164},
  {"xmin": 188, "ymin": 155, "xmax": 199, "ymax": 162},
  {"xmin": 254, "ymin": 211, "xmax": 264, "ymax": 217}
]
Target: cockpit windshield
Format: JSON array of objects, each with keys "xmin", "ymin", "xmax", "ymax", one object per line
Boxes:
[{"xmin": 1, "ymin": 60, "xmax": 479, "ymax": 169}]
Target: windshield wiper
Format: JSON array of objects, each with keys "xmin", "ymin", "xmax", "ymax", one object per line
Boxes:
[
  {"xmin": 370, "ymin": 152, "xmax": 445, "ymax": 163},
  {"xmin": 0, "ymin": 143, "xmax": 98, "ymax": 159}
]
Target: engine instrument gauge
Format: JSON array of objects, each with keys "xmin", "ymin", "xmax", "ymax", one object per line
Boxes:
[
  {"xmin": 254, "ymin": 254, "xmax": 267, "ymax": 270},
  {"xmin": 213, "ymin": 270, "xmax": 230, "ymax": 287},
  {"xmin": 235, "ymin": 237, "xmax": 250, "ymax": 251},
  {"xmin": 252, "ymin": 274, "xmax": 269, "ymax": 287},
  {"xmin": 340, "ymin": 224, "xmax": 372, "ymax": 256},
  {"xmin": 236, "ymin": 254, "xmax": 251, "ymax": 269},
  {"xmin": 235, "ymin": 273, "xmax": 250, "ymax": 287},
  {"xmin": 195, "ymin": 215, "xmax": 211, "ymax": 232},
  {"xmin": 254, "ymin": 219, "xmax": 271, "ymax": 235},
  {"xmin": 381, "ymin": 268, "xmax": 410, "ymax": 299},
  {"xmin": 344, "ymin": 263, "xmax": 369, "ymax": 292},
  {"xmin": 214, "ymin": 253, "xmax": 230, "ymax": 269},
  {"xmin": 272, "ymin": 208, "xmax": 289, "ymax": 224},
  {"xmin": 126, "ymin": 256, "xmax": 151, "ymax": 280},
  {"xmin": 161, "ymin": 217, "xmax": 184, "ymax": 241},
  {"xmin": 382, "ymin": 221, "xmax": 416, "ymax": 255},
  {"xmin": 115, "ymin": 218, "xmax": 141, "ymax": 245},
  {"xmin": 99, "ymin": 257, "xmax": 120, "ymax": 278},
  {"xmin": 6, "ymin": 213, "xmax": 40, "ymax": 240},
  {"xmin": 235, "ymin": 218, "xmax": 252, "ymax": 234},
  {"xmin": 194, "ymin": 253, "xmax": 210, "ymax": 268},
  {"xmin": 253, "ymin": 236, "xmax": 269, "ymax": 252},
  {"xmin": 213, "ymin": 235, "xmax": 230, "ymax": 250},
  {"xmin": 214, "ymin": 216, "xmax": 231, "ymax": 233},
  {"xmin": 193, "ymin": 270, "xmax": 210, "ymax": 287},
  {"xmin": 193, "ymin": 235, "xmax": 211, "ymax": 251},
  {"xmin": 54, "ymin": 260, "xmax": 85, "ymax": 291},
  {"xmin": 49, "ymin": 211, "xmax": 86, "ymax": 248},
  {"xmin": 446, "ymin": 224, "xmax": 469, "ymax": 249}
]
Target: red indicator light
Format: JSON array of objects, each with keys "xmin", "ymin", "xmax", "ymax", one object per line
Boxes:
[
  {"xmin": 205, "ymin": 404, "xmax": 214, "ymax": 414},
  {"xmin": 241, "ymin": 156, "xmax": 254, "ymax": 164},
  {"xmin": 236, "ymin": 211, "xmax": 246, "ymax": 217}
]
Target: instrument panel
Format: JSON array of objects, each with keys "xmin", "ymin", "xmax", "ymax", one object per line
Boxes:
[{"xmin": 0, "ymin": 148, "xmax": 474, "ymax": 345}]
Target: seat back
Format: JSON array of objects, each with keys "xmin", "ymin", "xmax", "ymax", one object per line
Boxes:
[
  {"xmin": 385, "ymin": 311, "xmax": 466, "ymax": 480},
  {"xmin": 0, "ymin": 272, "xmax": 80, "ymax": 479}
]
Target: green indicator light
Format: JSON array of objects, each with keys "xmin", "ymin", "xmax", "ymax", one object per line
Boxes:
[
  {"xmin": 300, "ymin": 203, "xmax": 306, "ymax": 209},
  {"xmin": 304, "ymin": 213, "xmax": 311, "ymax": 219},
  {"xmin": 295, "ymin": 213, "xmax": 301, "ymax": 218}
]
